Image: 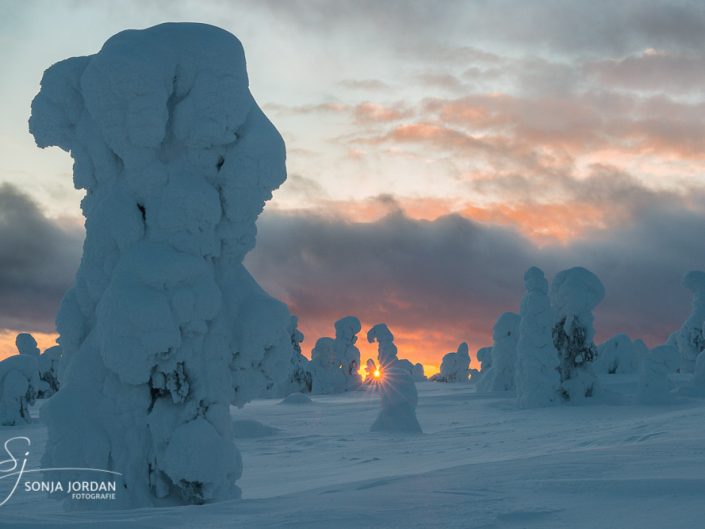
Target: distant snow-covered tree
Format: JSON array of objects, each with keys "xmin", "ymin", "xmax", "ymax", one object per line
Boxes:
[
  {"xmin": 594, "ymin": 334, "xmax": 645, "ymax": 375},
  {"xmin": 515, "ymin": 267, "xmax": 561, "ymax": 408},
  {"xmin": 675, "ymin": 271, "xmax": 705, "ymax": 373},
  {"xmin": 38, "ymin": 345, "xmax": 62, "ymax": 398},
  {"xmin": 411, "ymin": 363, "xmax": 426, "ymax": 382},
  {"xmin": 637, "ymin": 345, "xmax": 677, "ymax": 404},
  {"xmin": 334, "ymin": 316, "xmax": 363, "ymax": 390},
  {"xmin": 0, "ymin": 355, "xmax": 43, "ymax": 425},
  {"xmin": 478, "ymin": 313, "xmax": 520, "ymax": 393},
  {"xmin": 432, "ymin": 343, "xmax": 471, "ymax": 383},
  {"xmin": 15, "ymin": 333, "xmax": 40, "ymax": 357},
  {"xmin": 550, "ymin": 267, "xmax": 604, "ymax": 401},
  {"xmin": 367, "ymin": 324, "xmax": 421, "ymax": 433},
  {"xmin": 310, "ymin": 337, "xmax": 347, "ymax": 394}
]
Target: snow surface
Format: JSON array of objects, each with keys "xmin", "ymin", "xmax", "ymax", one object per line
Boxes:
[{"xmin": 2, "ymin": 377, "xmax": 705, "ymax": 528}]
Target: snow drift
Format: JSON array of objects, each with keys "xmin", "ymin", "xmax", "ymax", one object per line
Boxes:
[{"xmin": 29, "ymin": 23, "xmax": 298, "ymax": 507}]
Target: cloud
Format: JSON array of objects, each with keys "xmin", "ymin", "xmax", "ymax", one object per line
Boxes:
[
  {"xmin": 0, "ymin": 183, "xmax": 83, "ymax": 333},
  {"xmin": 247, "ymin": 200, "xmax": 705, "ymax": 364}
]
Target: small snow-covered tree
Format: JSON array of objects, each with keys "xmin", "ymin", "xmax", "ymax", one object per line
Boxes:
[
  {"xmin": 334, "ymin": 316, "xmax": 363, "ymax": 389},
  {"xmin": 550, "ymin": 267, "xmax": 604, "ymax": 401},
  {"xmin": 675, "ymin": 271, "xmax": 705, "ymax": 373},
  {"xmin": 476, "ymin": 346, "xmax": 492, "ymax": 372},
  {"xmin": 637, "ymin": 345, "xmax": 677, "ymax": 404},
  {"xmin": 271, "ymin": 317, "xmax": 311, "ymax": 397},
  {"xmin": 367, "ymin": 324, "xmax": 421, "ymax": 433},
  {"xmin": 594, "ymin": 334, "xmax": 644, "ymax": 375},
  {"xmin": 30, "ymin": 23, "xmax": 300, "ymax": 507},
  {"xmin": 411, "ymin": 363, "xmax": 426, "ymax": 382},
  {"xmin": 478, "ymin": 313, "xmax": 520, "ymax": 392},
  {"xmin": 15, "ymin": 333, "xmax": 40, "ymax": 357},
  {"xmin": 432, "ymin": 343, "xmax": 471, "ymax": 383},
  {"xmin": 515, "ymin": 267, "xmax": 561, "ymax": 408},
  {"xmin": 0, "ymin": 355, "xmax": 43, "ymax": 425},
  {"xmin": 364, "ymin": 358, "xmax": 378, "ymax": 383},
  {"xmin": 310, "ymin": 337, "xmax": 347, "ymax": 394}
]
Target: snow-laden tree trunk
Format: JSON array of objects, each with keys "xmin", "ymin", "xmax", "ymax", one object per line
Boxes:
[
  {"xmin": 515, "ymin": 267, "xmax": 561, "ymax": 408},
  {"xmin": 29, "ymin": 23, "xmax": 297, "ymax": 508}
]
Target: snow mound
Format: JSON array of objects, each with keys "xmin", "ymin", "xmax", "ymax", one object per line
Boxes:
[
  {"xmin": 594, "ymin": 334, "xmax": 646, "ymax": 375},
  {"xmin": 232, "ymin": 419, "xmax": 279, "ymax": 438},
  {"xmin": 279, "ymin": 392, "xmax": 313, "ymax": 405},
  {"xmin": 29, "ymin": 22, "xmax": 297, "ymax": 508}
]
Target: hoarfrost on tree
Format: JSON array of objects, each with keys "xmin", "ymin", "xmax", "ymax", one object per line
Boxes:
[
  {"xmin": 674, "ymin": 271, "xmax": 705, "ymax": 373},
  {"xmin": 432, "ymin": 343, "xmax": 471, "ymax": 383},
  {"xmin": 367, "ymin": 324, "xmax": 422, "ymax": 433},
  {"xmin": 515, "ymin": 267, "xmax": 561, "ymax": 408},
  {"xmin": 550, "ymin": 267, "xmax": 604, "ymax": 401},
  {"xmin": 29, "ymin": 23, "xmax": 299, "ymax": 507},
  {"xmin": 477, "ymin": 313, "xmax": 520, "ymax": 393},
  {"xmin": 637, "ymin": 345, "xmax": 677, "ymax": 404}
]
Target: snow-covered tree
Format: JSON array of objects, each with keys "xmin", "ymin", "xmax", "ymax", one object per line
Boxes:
[
  {"xmin": 478, "ymin": 313, "xmax": 520, "ymax": 392},
  {"xmin": 411, "ymin": 363, "xmax": 426, "ymax": 382},
  {"xmin": 550, "ymin": 267, "xmax": 604, "ymax": 401},
  {"xmin": 432, "ymin": 343, "xmax": 471, "ymax": 383},
  {"xmin": 367, "ymin": 324, "xmax": 421, "ymax": 433},
  {"xmin": 334, "ymin": 316, "xmax": 363, "ymax": 389},
  {"xmin": 38, "ymin": 345, "xmax": 62, "ymax": 398},
  {"xmin": 15, "ymin": 333, "xmax": 40, "ymax": 357},
  {"xmin": 0, "ymin": 354, "xmax": 43, "ymax": 425},
  {"xmin": 594, "ymin": 334, "xmax": 645, "ymax": 375},
  {"xmin": 476, "ymin": 346, "xmax": 492, "ymax": 372},
  {"xmin": 675, "ymin": 271, "xmax": 705, "ymax": 373},
  {"xmin": 29, "ymin": 23, "xmax": 300, "ymax": 507},
  {"xmin": 637, "ymin": 345, "xmax": 676, "ymax": 404},
  {"xmin": 515, "ymin": 267, "xmax": 561, "ymax": 408},
  {"xmin": 693, "ymin": 350, "xmax": 705, "ymax": 389},
  {"xmin": 310, "ymin": 337, "xmax": 347, "ymax": 394},
  {"xmin": 270, "ymin": 317, "xmax": 311, "ymax": 397}
]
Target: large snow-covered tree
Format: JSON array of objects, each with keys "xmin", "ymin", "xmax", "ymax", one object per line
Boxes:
[
  {"xmin": 675, "ymin": 271, "xmax": 705, "ymax": 373},
  {"xmin": 594, "ymin": 334, "xmax": 645, "ymax": 375},
  {"xmin": 30, "ymin": 23, "xmax": 300, "ymax": 507},
  {"xmin": 550, "ymin": 267, "xmax": 604, "ymax": 401},
  {"xmin": 515, "ymin": 267, "xmax": 561, "ymax": 408}
]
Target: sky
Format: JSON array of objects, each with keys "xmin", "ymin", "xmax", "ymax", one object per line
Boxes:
[{"xmin": 1, "ymin": 0, "xmax": 705, "ymax": 373}]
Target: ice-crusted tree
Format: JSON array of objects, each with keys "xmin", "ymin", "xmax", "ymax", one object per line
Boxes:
[
  {"xmin": 478, "ymin": 313, "xmax": 520, "ymax": 392},
  {"xmin": 15, "ymin": 333, "xmax": 40, "ymax": 357},
  {"xmin": 550, "ymin": 267, "xmax": 604, "ymax": 401},
  {"xmin": 30, "ymin": 23, "xmax": 300, "ymax": 507},
  {"xmin": 637, "ymin": 345, "xmax": 677, "ymax": 404},
  {"xmin": 334, "ymin": 316, "xmax": 363, "ymax": 389},
  {"xmin": 0, "ymin": 354, "xmax": 43, "ymax": 425},
  {"xmin": 432, "ymin": 343, "xmax": 471, "ymax": 383},
  {"xmin": 367, "ymin": 324, "xmax": 422, "ymax": 433},
  {"xmin": 515, "ymin": 267, "xmax": 561, "ymax": 408},
  {"xmin": 594, "ymin": 334, "xmax": 645, "ymax": 375},
  {"xmin": 675, "ymin": 271, "xmax": 705, "ymax": 373},
  {"xmin": 310, "ymin": 337, "xmax": 347, "ymax": 394}
]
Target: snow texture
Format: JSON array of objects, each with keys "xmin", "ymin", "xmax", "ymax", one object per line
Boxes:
[
  {"xmin": 550, "ymin": 267, "xmax": 604, "ymax": 401},
  {"xmin": 515, "ymin": 267, "xmax": 561, "ymax": 408},
  {"xmin": 279, "ymin": 392, "xmax": 312, "ymax": 405},
  {"xmin": 367, "ymin": 324, "xmax": 422, "ymax": 433},
  {"xmin": 478, "ymin": 313, "xmax": 520, "ymax": 392},
  {"xmin": 675, "ymin": 271, "xmax": 705, "ymax": 373},
  {"xmin": 594, "ymin": 334, "xmax": 646, "ymax": 375},
  {"xmin": 432, "ymin": 343, "xmax": 471, "ymax": 383},
  {"xmin": 637, "ymin": 345, "xmax": 677, "ymax": 404},
  {"xmin": 29, "ymin": 23, "xmax": 297, "ymax": 507}
]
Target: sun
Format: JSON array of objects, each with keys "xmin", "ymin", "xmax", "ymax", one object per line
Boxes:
[{"xmin": 373, "ymin": 369, "xmax": 381, "ymax": 379}]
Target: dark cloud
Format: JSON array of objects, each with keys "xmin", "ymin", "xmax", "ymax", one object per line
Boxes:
[
  {"xmin": 247, "ymin": 201, "xmax": 705, "ymax": 349},
  {"xmin": 0, "ymin": 184, "xmax": 83, "ymax": 332}
]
